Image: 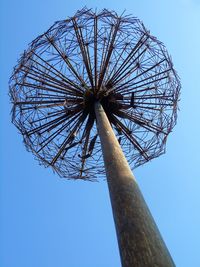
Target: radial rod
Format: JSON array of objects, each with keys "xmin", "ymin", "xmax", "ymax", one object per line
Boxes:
[{"xmin": 94, "ymin": 101, "xmax": 175, "ymax": 267}]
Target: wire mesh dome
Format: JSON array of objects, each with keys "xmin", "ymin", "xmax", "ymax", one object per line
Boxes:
[{"xmin": 10, "ymin": 7, "xmax": 180, "ymax": 181}]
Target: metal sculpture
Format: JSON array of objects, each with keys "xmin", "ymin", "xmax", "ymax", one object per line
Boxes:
[{"xmin": 10, "ymin": 7, "xmax": 180, "ymax": 267}]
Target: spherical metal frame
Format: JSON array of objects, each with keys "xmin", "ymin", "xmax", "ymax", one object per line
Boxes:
[{"xmin": 9, "ymin": 7, "xmax": 180, "ymax": 181}]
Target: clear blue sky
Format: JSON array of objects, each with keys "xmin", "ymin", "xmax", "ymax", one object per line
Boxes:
[{"xmin": 1, "ymin": 0, "xmax": 200, "ymax": 266}]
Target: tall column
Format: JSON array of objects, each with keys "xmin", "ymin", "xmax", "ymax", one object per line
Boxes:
[{"xmin": 95, "ymin": 101, "xmax": 175, "ymax": 267}]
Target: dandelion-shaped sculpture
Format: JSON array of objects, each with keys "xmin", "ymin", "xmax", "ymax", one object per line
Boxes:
[{"xmin": 10, "ymin": 8, "xmax": 180, "ymax": 267}]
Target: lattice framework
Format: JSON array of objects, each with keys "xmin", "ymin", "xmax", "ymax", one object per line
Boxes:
[{"xmin": 10, "ymin": 8, "xmax": 180, "ymax": 180}]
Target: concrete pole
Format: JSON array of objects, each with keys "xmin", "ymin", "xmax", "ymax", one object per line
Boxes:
[{"xmin": 95, "ymin": 101, "xmax": 175, "ymax": 267}]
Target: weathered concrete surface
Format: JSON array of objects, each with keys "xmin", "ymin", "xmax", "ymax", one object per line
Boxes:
[{"xmin": 95, "ymin": 101, "xmax": 175, "ymax": 267}]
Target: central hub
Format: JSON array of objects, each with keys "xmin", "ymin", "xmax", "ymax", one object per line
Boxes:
[{"xmin": 83, "ymin": 87, "xmax": 123, "ymax": 117}]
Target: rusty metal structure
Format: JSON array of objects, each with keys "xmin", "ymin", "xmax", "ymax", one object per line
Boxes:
[{"xmin": 10, "ymin": 7, "xmax": 180, "ymax": 267}]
